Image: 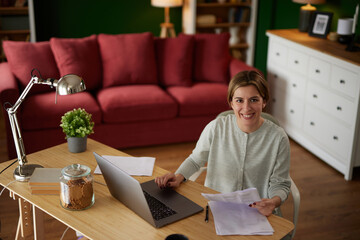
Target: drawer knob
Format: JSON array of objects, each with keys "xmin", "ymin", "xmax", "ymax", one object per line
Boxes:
[
  {"xmin": 292, "ymin": 83, "xmax": 297, "ymax": 88},
  {"xmin": 313, "ymin": 94, "xmax": 318, "ymax": 98},
  {"xmin": 333, "ymin": 136, "xmax": 338, "ymax": 140},
  {"xmin": 294, "ymin": 60, "xmax": 299, "ymax": 64},
  {"xmin": 340, "ymin": 79, "xmax": 346, "ymax": 84},
  {"xmin": 337, "ymin": 106, "xmax": 342, "ymax": 111},
  {"xmin": 276, "ymin": 52, "xmax": 280, "ymax": 56},
  {"xmin": 290, "ymin": 109, "xmax": 295, "ymax": 114},
  {"xmin": 315, "ymin": 69, "xmax": 320, "ymax": 74},
  {"xmin": 310, "ymin": 121, "xmax": 315, "ymax": 126}
]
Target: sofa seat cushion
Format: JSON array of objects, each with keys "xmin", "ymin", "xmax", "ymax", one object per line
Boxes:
[
  {"xmin": 97, "ymin": 85, "xmax": 177, "ymax": 123},
  {"xmin": 98, "ymin": 32, "xmax": 158, "ymax": 88},
  {"xmin": 154, "ymin": 35, "xmax": 194, "ymax": 87},
  {"xmin": 3, "ymin": 41, "xmax": 60, "ymax": 95},
  {"xmin": 21, "ymin": 92, "xmax": 102, "ymax": 131},
  {"xmin": 50, "ymin": 35, "xmax": 102, "ymax": 91},
  {"xmin": 167, "ymin": 83, "xmax": 230, "ymax": 117}
]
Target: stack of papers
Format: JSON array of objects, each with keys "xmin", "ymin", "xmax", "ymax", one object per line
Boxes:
[
  {"xmin": 202, "ymin": 188, "xmax": 274, "ymax": 236},
  {"xmin": 94, "ymin": 155, "xmax": 155, "ymax": 176}
]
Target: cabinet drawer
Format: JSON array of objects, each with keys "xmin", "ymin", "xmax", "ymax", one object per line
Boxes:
[
  {"xmin": 303, "ymin": 107, "xmax": 352, "ymax": 162},
  {"xmin": 308, "ymin": 57, "xmax": 330, "ymax": 85},
  {"xmin": 287, "ymin": 49, "xmax": 308, "ymax": 74},
  {"xmin": 282, "ymin": 95, "xmax": 304, "ymax": 129},
  {"xmin": 267, "ymin": 68, "xmax": 287, "ymax": 91},
  {"xmin": 268, "ymin": 81, "xmax": 285, "ymax": 122},
  {"xmin": 287, "ymin": 74, "xmax": 307, "ymax": 98},
  {"xmin": 306, "ymin": 82, "xmax": 355, "ymax": 125},
  {"xmin": 268, "ymin": 41, "xmax": 287, "ymax": 66},
  {"xmin": 331, "ymin": 65, "xmax": 359, "ymax": 98}
]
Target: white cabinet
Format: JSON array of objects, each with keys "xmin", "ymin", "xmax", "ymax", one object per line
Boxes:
[{"xmin": 266, "ymin": 29, "xmax": 360, "ymax": 180}]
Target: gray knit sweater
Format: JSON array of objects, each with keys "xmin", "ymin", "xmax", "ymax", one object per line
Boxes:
[{"xmin": 176, "ymin": 114, "xmax": 291, "ymax": 203}]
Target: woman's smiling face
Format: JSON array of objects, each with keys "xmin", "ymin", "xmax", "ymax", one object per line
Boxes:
[{"xmin": 231, "ymin": 85, "xmax": 266, "ymax": 133}]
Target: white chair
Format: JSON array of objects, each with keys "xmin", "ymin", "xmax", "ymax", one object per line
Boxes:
[{"xmin": 189, "ymin": 111, "xmax": 300, "ymax": 239}]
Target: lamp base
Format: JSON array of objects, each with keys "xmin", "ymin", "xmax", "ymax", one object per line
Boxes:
[
  {"xmin": 298, "ymin": 8, "xmax": 315, "ymax": 32},
  {"xmin": 14, "ymin": 164, "xmax": 43, "ymax": 182}
]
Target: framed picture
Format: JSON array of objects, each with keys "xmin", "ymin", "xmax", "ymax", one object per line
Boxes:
[{"xmin": 308, "ymin": 11, "xmax": 333, "ymax": 38}]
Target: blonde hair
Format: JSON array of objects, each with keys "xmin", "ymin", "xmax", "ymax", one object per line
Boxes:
[{"xmin": 227, "ymin": 71, "xmax": 269, "ymax": 107}]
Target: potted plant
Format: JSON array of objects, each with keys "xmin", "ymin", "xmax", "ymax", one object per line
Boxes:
[{"xmin": 60, "ymin": 108, "xmax": 94, "ymax": 153}]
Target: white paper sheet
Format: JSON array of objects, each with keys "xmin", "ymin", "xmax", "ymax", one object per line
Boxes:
[
  {"xmin": 202, "ymin": 188, "xmax": 261, "ymax": 205},
  {"xmin": 94, "ymin": 155, "xmax": 155, "ymax": 176},
  {"xmin": 202, "ymin": 188, "xmax": 274, "ymax": 236}
]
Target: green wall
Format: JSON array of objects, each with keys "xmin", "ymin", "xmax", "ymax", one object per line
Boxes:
[
  {"xmin": 34, "ymin": 0, "xmax": 359, "ymax": 74},
  {"xmin": 34, "ymin": 0, "xmax": 182, "ymax": 40}
]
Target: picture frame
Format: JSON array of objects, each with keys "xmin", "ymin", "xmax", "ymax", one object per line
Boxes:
[{"xmin": 308, "ymin": 11, "xmax": 333, "ymax": 39}]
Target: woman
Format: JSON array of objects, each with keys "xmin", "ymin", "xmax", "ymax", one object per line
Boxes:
[{"xmin": 155, "ymin": 71, "xmax": 291, "ymax": 217}]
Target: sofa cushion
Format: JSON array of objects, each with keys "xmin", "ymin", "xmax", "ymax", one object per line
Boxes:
[
  {"xmin": 229, "ymin": 58, "xmax": 259, "ymax": 79},
  {"xmin": 167, "ymin": 83, "xmax": 230, "ymax": 117},
  {"xmin": 184, "ymin": 33, "xmax": 231, "ymax": 84},
  {"xmin": 98, "ymin": 32, "xmax": 158, "ymax": 88},
  {"xmin": 97, "ymin": 85, "xmax": 177, "ymax": 123},
  {"xmin": 2, "ymin": 41, "xmax": 60, "ymax": 95},
  {"xmin": 154, "ymin": 35, "xmax": 194, "ymax": 87},
  {"xmin": 50, "ymin": 35, "xmax": 102, "ymax": 91},
  {"xmin": 21, "ymin": 92, "xmax": 102, "ymax": 131}
]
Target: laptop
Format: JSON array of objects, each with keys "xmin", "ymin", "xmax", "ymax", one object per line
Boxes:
[{"xmin": 93, "ymin": 152, "xmax": 203, "ymax": 228}]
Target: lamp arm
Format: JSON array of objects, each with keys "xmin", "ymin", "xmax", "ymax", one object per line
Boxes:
[
  {"xmin": 9, "ymin": 76, "xmax": 56, "ymax": 113},
  {"xmin": 8, "ymin": 111, "xmax": 26, "ymax": 165},
  {"xmin": 5, "ymin": 75, "xmax": 55, "ymax": 166},
  {"xmin": 6, "ymin": 76, "xmax": 40, "ymax": 166}
]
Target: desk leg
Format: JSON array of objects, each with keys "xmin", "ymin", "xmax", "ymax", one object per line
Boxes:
[
  {"xmin": 33, "ymin": 205, "xmax": 44, "ymax": 240},
  {"xmin": 16, "ymin": 198, "xmax": 33, "ymax": 239}
]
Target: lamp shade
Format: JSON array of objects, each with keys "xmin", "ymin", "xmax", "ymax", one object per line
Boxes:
[
  {"xmin": 57, "ymin": 74, "xmax": 86, "ymax": 95},
  {"xmin": 151, "ymin": 0, "xmax": 182, "ymax": 7},
  {"xmin": 292, "ymin": 0, "xmax": 325, "ymax": 4}
]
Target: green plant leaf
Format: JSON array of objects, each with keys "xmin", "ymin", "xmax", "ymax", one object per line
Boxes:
[{"xmin": 60, "ymin": 108, "xmax": 94, "ymax": 138}]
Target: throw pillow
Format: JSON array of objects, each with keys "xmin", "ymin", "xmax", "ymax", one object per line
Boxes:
[
  {"xmin": 98, "ymin": 32, "xmax": 158, "ymax": 88},
  {"xmin": 3, "ymin": 41, "xmax": 60, "ymax": 94},
  {"xmin": 154, "ymin": 35, "xmax": 194, "ymax": 87},
  {"xmin": 50, "ymin": 35, "xmax": 102, "ymax": 91},
  {"xmin": 182, "ymin": 32, "xmax": 231, "ymax": 84}
]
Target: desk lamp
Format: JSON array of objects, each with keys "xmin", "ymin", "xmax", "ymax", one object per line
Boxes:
[
  {"xmin": 6, "ymin": 69, "xmax": 86, "ymax": 181},
  {"xmin": 293, "ymin": 0, "xmax": 325, "ymax": 32},
  {"xmin": 151, "ymin": 0, "xmax": 183, "ymax": 38}
]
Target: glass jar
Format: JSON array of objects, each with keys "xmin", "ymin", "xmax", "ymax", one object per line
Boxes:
[{"xmin": 60, "ymin": 164, "xmax": 94, "ymax": 210}]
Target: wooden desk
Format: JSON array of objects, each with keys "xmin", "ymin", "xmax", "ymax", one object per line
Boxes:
[{"xmin": 0, "ymin": 139, "xmax": 294, "ymax": 239}]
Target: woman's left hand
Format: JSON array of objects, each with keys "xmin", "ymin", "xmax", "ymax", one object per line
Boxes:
[{"xmin": 249, "ymin": 196, "xmax": 281, "ymax": 217}]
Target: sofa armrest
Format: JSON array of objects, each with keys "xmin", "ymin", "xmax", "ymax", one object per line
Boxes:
[
  {"xmin": 0, "ymin": 62, "xmax": 19, "ymax": 106},
  {"xmin": 229, "ymin": 58, "xmax": 260, "ymax": 79},
  {"xmin": 0, "ymin": 62, "xmax": 20, "ymax": 160}
]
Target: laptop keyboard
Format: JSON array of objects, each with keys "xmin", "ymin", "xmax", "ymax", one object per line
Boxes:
[{"xmin": 143, "ymin": 191, "xmax": 177, "ymax": 221}]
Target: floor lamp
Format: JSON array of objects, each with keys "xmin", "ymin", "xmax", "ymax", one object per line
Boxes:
[
  {"xmin": 293, "ymin": 0, "xmax": 325, "ymax": 32},
  {"xmin": 151, "ymin": 0, "xmax": 183, "ymax": 38},
  {"xmin": 6, "ymin": 69, "xmax": 86, "ymax": 181}
]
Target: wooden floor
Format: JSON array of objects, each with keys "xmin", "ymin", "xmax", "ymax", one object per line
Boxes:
[{"xmin": 1, "ymin": 112, "xmax": 360, "ymax": 240}]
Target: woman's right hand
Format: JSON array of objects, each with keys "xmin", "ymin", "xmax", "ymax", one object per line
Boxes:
[{"xmin": 155, "ymin": 173, "xmax": 184, "ymax": 189}]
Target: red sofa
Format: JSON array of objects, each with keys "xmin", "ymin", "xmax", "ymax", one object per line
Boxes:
[{"xmin": 0, "ymin": 32, "xmax": 257, "ymax": 160}]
